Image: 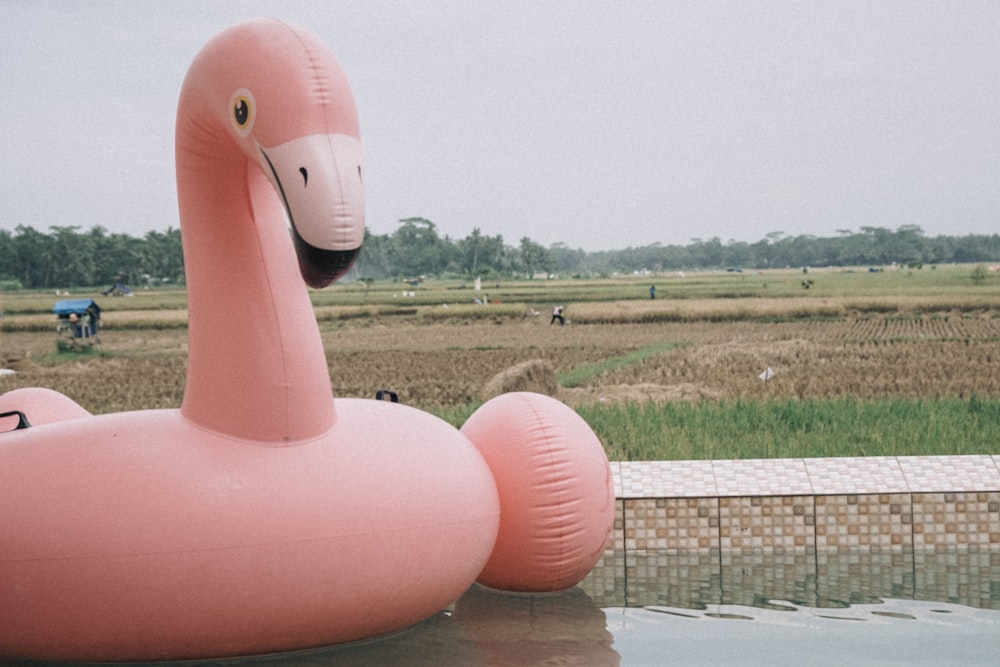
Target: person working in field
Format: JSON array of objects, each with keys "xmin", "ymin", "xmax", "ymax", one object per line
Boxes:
[{"xmin": 550, "ymin": 305, "xmax": 565, "ymax": 325}]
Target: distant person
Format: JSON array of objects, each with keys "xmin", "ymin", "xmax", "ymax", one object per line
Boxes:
[
  {"xmin": 550, "ymin": 305, "xmax": 565, "ymax": 325},
  {"xmin": 649, "ymin": 284, "xmax": 656, "ymax": 299}
]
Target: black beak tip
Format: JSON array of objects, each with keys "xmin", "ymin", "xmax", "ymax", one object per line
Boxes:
[{"xmin": 293, "ymin": 232, "xmax": 361, "ymax": 288}]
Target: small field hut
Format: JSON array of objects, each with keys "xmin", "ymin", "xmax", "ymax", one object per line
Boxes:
[{"xmin": 54, "ymin": 299, "xmax": 101, "ymax": 346}]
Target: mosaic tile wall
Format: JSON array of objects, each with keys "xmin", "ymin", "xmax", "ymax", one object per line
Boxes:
[
  {"xmin": 815, "ymin": 493, "xmax": 911, "ymax": 551},
  {"xmin": 718, "ymin": 496, "xmax": 814, "ymax": 553}
]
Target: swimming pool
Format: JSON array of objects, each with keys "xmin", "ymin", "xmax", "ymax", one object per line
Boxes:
[{"xmin": 7, "ymin": 454, "xmax": 998, "ymax": 665}]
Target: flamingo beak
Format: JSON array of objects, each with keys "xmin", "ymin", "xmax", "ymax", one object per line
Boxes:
[
  {"xmin": 258, "ymin": 133, "xmax": 365, "ymax": 288},
  {"xmin": 290, "ymin": 231, "xmax": 360, "ymax": 288}
]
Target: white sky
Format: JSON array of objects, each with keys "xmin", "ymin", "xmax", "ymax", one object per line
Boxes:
[{"xmin": 2, "ymin": 1, "xmax": 999, "ymax": 251}]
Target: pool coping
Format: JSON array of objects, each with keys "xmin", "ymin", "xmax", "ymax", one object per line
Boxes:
[{"xmin": 614, "ymin": 455, "xmax": 1000, "ymax": 498}]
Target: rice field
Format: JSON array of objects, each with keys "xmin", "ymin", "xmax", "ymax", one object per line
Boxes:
[{"xmin": 2, "ymin": 267, "xmax": 999, "ymax": 459}]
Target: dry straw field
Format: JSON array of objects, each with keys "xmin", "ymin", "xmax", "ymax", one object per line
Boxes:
[
  {"xmin": 2, "ymin": 266, "xmax": 999, "ymax": 458},
  {"xmin": 7, "ymin": 314, "xmax": 996, "ymax": 412}
]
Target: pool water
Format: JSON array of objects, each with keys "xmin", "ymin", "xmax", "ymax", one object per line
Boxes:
[
  {"xmin": 607, "ymin": 599, "xmax": 999, "ymax": 665},
  {"xmin": 7, "ymin": 549, "xmax": 998, "ymax": 666}
]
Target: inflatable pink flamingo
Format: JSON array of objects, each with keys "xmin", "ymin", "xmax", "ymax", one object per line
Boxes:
[{"xmin": 0, "ymin": 19, "xmax": 613, "ymax": 662}]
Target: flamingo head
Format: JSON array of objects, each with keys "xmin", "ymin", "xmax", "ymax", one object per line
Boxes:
[{"xmin": 181, "ymin": 19, "xmax": 365, "ymax": 288}]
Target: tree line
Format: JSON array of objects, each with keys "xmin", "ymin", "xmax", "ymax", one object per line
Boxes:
[
  {"xmin": 0, "ymin": 225, "xmax": 183, "ymax": 291},
  {"xmin": 1, "ymin": 219, "xmax": 997, "ymax": 290}
]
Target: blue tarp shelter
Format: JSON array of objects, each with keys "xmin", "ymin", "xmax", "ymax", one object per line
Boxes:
[{"xmin": 54, "ymin": 299, "xmax": 101, "ymax": 339}]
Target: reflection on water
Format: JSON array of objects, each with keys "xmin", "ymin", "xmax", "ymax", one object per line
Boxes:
[
  {"xmin": 6, "ymin": 587, "xmax": 620, "ymax": 667},
  {"xmin": 6, "ymin": 549, "xmax": 998, "ymax": 666},
  {"xmin": 582, "ymin": 548, "xmax": 1000, "ymax": 611},
  {"xmin": 450, "ymin": 585, "xmax": 618, "ymax": 666},
  {"xmin": 169, "ymin": 589, "xmax": 619, "ymax": 667}
]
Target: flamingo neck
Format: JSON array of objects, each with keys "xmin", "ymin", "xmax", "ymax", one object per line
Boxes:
[{"xmin": 176, "ymin": 132, "xmax": 335, "ymax": 443}]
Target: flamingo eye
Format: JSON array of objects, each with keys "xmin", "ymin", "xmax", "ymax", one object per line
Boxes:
[
  {"xmin": 229, "ymin": 88, "xmax": 255, "ymax": 136},
  {"xmin": 234, "ymin": 99, "xmax": 249, "ymax": 125}
]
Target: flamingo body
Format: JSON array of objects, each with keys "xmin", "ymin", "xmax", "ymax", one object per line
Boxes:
[{"xmin": 0, "ymin": 402, "xmax": 499, "ymax": 660}]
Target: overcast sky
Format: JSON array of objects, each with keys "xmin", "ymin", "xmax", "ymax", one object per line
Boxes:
[{"xmin": 2, "ymin": 1, "xmax": 999, "ymax": 251}]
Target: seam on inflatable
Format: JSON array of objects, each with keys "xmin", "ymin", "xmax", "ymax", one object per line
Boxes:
[
  {"xmin": 519, "ymin": 394, "xmax": 575, "ymax": 585},
  {"xmin": 247, "ymin": 159, "xmax": 295, "ymax": 438}
]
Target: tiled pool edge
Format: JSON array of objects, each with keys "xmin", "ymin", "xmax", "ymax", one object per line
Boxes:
[
  {"xmin": 609, "ymin": 455, "xmax": 1000, "ymax": 554},
  {"xmin": 580, "ymin": 455, "xmax": 1000, "ymax": 609}
]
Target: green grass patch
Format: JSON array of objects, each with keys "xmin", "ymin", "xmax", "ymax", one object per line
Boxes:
[
  {"xmin": 45, "ymin": 346, "xmax": 112, "ymax": 361},
  {"xmin": 576, "ymin": 396, "xmax": 1000, "ymax": 461},
  {"xmin": 557, "ymin": 341, "xmax": 684, "ymax": 388},
  {"xmin": 428, "ymin": 403, "xmax": 480, "ymax": 428}
]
